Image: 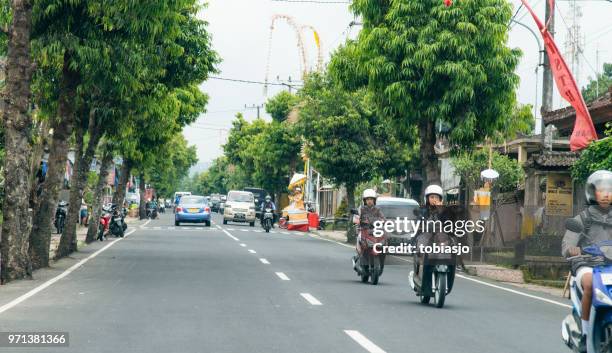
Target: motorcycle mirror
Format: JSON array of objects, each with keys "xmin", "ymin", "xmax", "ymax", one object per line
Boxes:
[{"xmin": 565, "ymin": 218, "xmax": 583, "ymax": 233}]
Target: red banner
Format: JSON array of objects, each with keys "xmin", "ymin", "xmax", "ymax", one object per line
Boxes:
[{"xmin": 520, "ymin": 0, "xmax": 598, "ymax": 151}]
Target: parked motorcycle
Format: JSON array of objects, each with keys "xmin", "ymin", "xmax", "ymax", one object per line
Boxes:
[
  {"xmin": 562, "ymin": 219, "xmax": 612, "ymax": 353},
  {"xmin": 351, "ymin": 209, "xmax": 386, "ymax": 285},
  {"xmin": 262, "ymin": 207, "xmax": 274, "ymax": 233},
  {"xmin": 54, "ymin": 201, "xmax": 68, "ymax": 234},
  {"xmin": 409, "ymin": 232, "xmax": 457, "ymax": 308},
  {"xmin": 98, "ymin": 204, "xmax": 126, "ymax": 241},
  {"xmin": 98, "ymin": 205, "xmax": 112, "ymax": 241}
]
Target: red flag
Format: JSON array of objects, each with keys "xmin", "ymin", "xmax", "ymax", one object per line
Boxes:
[
  {"xmin": 444, "ymin": 0, "xmax": 452, "ymax": 6},
  {"xmin": 520, "ymin": 0, "xmax": 598, "ymax": 151}
]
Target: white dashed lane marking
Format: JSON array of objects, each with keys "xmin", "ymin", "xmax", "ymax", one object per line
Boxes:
[
  {"xmin": 300, "ymin": 293, "xmax": 322, "ymax": 306},
  {"xmin": 344, "ymin": 330, "xmax": 386, "ymax": 353},
  {"xmin": 275, "ymin": 272, "xmax": 290, "ymax": 281}
]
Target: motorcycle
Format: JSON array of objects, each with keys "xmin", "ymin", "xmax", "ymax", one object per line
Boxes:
[
  {"xmin": 562, "ymin": 219, "xmax": 612, "ymax": 353},
  {"xmin": 97, "ymin": 205, "xmax": 112, "ymax": 241},
  {"xmin": 146, "ymin": 203, "xmax": 158, "ymax": 219},
  {"xmin": 351, "ymin": 209, "xmax": 386, "ymax": 285},
  {"xmin": 54, "ymin": 201, "xmax": 68, "ymax": 234},
  {"xmin": 262, "ymin": 207, "xmax": 274, "ymax": 233},
  {"xmin": 409, "ymin": 231, "xmax": 457, "ymax": 308},
  {"xmin": 98, "ymin": 204, "xmax": 126, "ymax": 241}
]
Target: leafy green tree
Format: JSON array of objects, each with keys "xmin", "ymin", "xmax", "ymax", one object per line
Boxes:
[
  {"xmin": 452, "ymin": 149, "xmax": 525, "ymax": 193},
  {"xmin": 582, "ymin": 63, "xmax": 612, "ymax": 103},
  {"xmin": 249, "ymin": 121, "xmax": 301, "ymax": 196},
  {"xmin": 332, "ymin": 0, "xmax": 521, "ymax": 185},
  {"xmin": 265, "ymin": 91, "xmax": 298, "ymax": 122},
  {"xmin": 572, "ymin": 127, "xmax": 612, "ymax": 182},
  {"xmin": 147, "ymin": 133, "xmax": 198, "ymax": 198},
  {"xmin": 297, "ymin": 73, "xmax": 411, "ymax": 212}
]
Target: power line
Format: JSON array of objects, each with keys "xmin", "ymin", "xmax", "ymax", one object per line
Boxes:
[{"xmin": 209, "ymin": 76, "xmax": 303, "ymax": 87}]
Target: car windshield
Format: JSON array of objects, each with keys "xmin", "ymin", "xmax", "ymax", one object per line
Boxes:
[
  {"xmin": 180, "ymin": 196, "xmax": 206, "ymax": 205},
  {"xmin": 379, "ymin": 204, "xmax": 419, "ymax": 219},
  {"xmin": 228, "ymin": 192, "xmax": 253, "ymax": 202}
]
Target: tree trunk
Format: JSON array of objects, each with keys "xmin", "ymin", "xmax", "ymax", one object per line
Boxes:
[
  {"xmin": 56, "ymin": 111, "xmax": 101, "ymax": 258},
  {"xmin": 28, "ymin": 52, "xmax": 79, "ymax": 270},
  {"xmin": 346, "ymin": 184, "xmax": 356, "ymax": 243},
  {"xmin": 0, "ymin": 0, "xmax": 34, "ymax": 283},
  {"xmin": 419, "ymin": 119, "xmax": 441, "ymax": 188},
  {"xmin": 86, "ymin": 150, "xmax": 112, "ymax": 243},
  {"xmin": 139, "ymin": 173, "xmax": 147, "ymax": 220},
  {"xmin": 112, "ymin": 159, "xmax": 131, "ymax": 207}
]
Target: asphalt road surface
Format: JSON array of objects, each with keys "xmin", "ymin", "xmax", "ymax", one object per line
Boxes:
[{"xmin": 0, "ymin": 212, "xmax": 571, "ymax": 353}]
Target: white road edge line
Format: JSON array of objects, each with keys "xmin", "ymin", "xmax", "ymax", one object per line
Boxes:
[
  {"xmin": 0, "ymin": 228, "xmax": 137, "ymax": 316},
  {"xmin": 248, "ymin": 249, "xmax": 256, "ymax": 254},
  {"xmin": 216, "ymin": 225, "xmax": 240, "ymax": 241},
  {"xmin": 308, "ymin": 232, "xmax": 571, "ymax": 309},
  {"xmin": 275, "ymin": 272, "xmax": 290, "ymax": 281},
  {"xmin": 388, "ymin": 255, "xmax": 571, "ymax": 309},
  {"xmin": 240, "ymin": 243, "xmax": 247, "ymax": 247},
  {"xmin": 300, "ymin": 293, "xmax": 322, "ymax": 305},
  {"xmin": 139, "ymin": 219, "xmax": 151, "ymax": 228},
  {"xmin": 259, "ymin": 258, "xmax": 270, "ymax": 264},
  {"xmin": 344, "ymin": 330, "xmax": 386, "ymax": 353}
]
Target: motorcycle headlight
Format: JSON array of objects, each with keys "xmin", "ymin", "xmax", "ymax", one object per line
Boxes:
[{"xmin": 595, "ymin": 288, "xmax": 612, "ymax": 305}]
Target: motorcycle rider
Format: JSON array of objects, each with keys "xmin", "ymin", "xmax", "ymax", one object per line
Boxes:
[
  {"xmin": 412, "ymin": 184, "xmax": 445, "ymax": 288},
  {"xmin": 260, "ymin": 195, "xmax": 276, "ymax": 225},
  {"xmin": 353, "ymin": 189, "xmax": 386, "ymax": 270},
  {"xmin": 562, "ymin": 170, "xmax": 612, "ymax": 345}
]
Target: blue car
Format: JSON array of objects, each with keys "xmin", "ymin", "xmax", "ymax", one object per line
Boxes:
[{"xmin": 175, "ymin": 195, "xmax": 211, "ymax": 227}]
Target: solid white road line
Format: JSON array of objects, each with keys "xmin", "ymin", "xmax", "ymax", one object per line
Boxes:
[
  {"xmin": 455, "ymin": 273, "xmax": 572, "ymax": 309},
  {"xmin": 300, "ymin": 293, "xmax": 322, "ymax": 305},
  {"xmin": 307, "ymin": 232, "xmax": 571, "ymax": 309},
  {"xmin": 344, "ymin": 330, "xmax": 386, "ymax": 353},
  {"xmin": 259, "ymin": 258, "xmax": 270, "ymax": 264},
  {"xmin": 387, "ymin": 255, "xmax": 572, "ymax": 309},
  {"xmin": 168, "ymin": 227, "xmax": 175, "ymax": 230},
  {"xmin": 139, "ymin": 219, "xmax": 151, "ymax": 228},
  {"xmin": 248, "ymin": 249, "xmax": 256, "ymax": 254},
  {"xmin": 0, "ymin": 229, "xmax": 136, "ymax": 316},
  {"xmin": 216, "ymin": 225, "xmax": 240, "ymax": 241},
  {"xmin": 153, "ymin": 226, "xmax": 161, "ymax": 230},
  {"xmin": 275, "ymin": 272, "xmax": 290, "ymax": 281}
]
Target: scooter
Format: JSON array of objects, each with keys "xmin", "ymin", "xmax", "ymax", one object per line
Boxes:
[
  {"xmin": 97, "ymin": 205, "xmax": 112, "ymax": 241},
  {"xmin": 351, "ymin": 210, "xmax": 386, "ymax": 285},
  {"xmin": 146, "ymin": 204, "xmax": 158, "ymax": 219},
  {"xmin": 108, "ymin": 205, "xmax": 125, "ymax": 238},
  {"xmin": 262, "ymin": 207, "xmax": 274, "ymax": 233},
  {"xmin": 54, "ymin": 201, "xmax": 68, "ymax": 234},
  {"xmin": 562, "ymin": 219, "xmax": 612, "ymax": 353},
  {"xmin": 409, "ymin": 232, "xmax": 457, "ymax": 308}
]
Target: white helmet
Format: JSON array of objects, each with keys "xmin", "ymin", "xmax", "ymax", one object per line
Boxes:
[
  {"xmin": 362, "ymin": 189, "xmax": 377, "ymax": 201},
  {"xmin": 424, "ymin": 184, "xmax": 444, "ymax": 204},
  {"xmin": 585, "ymin": 170, "xmax": 612, "ymax": 204}
]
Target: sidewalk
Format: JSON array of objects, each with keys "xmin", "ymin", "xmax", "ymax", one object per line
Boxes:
[
  {"xmin": 49, "ymin": 216, "xmax": 142, "ymax": 259},
  {"xmin": 309, "ymin": 228, "xmax": 566, "ymax": 298}
]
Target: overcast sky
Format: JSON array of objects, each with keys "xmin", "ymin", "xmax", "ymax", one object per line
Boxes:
[{"xmin": 184, "ymin": 0, "xmax": 612, "ymax": 165}]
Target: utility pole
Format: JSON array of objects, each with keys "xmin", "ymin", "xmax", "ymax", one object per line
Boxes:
[
  {"xmin": 541, "ymin": 0, "xmax": 555, "ymax": 143},
  {"xmin": 245, "ymin": 104, "xmax": 264, "ymax": 119}
]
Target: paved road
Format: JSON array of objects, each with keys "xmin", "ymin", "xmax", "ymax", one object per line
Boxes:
[{"xmin": 0, "ymin": 212, "xmax": 570, "ymax": 353}]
